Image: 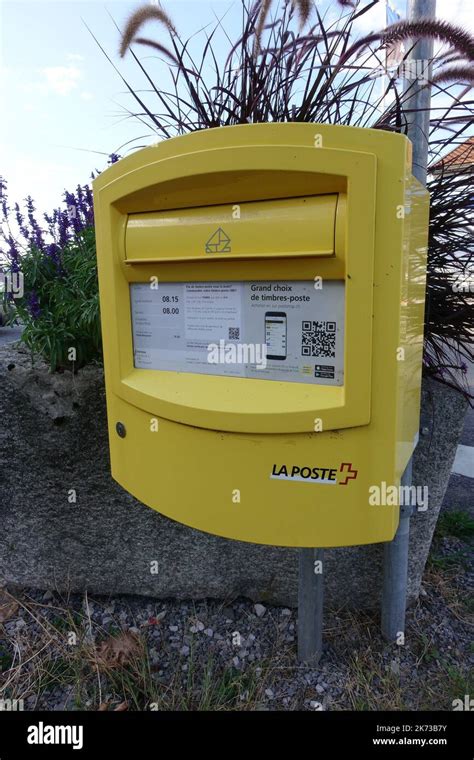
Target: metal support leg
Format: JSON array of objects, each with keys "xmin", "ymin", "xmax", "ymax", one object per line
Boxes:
[
  {"xmin": 298, "ymin": 548, "xmax": 324, "ymax": 663},
  {"xmin": 381, "ymin": 460, "xmax": 413, "ymax": 642},
  {"xmin": 380, "ymin": 0, "xmax": 435, "ymax": 645}
]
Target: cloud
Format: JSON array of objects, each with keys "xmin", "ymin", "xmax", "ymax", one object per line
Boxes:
[
  {"xmin": 67, "ymin": 53, "xmax": 84, "ymax": 62},
  {"xmin": 40, "ymin": 65, "xmax": 82, "ymax": 96},
  {"xmin": 437, "ymin": 0, "xmax": 473, "ymax": 26},
  {"xmin": 80, "ymin": 91, "xmax": 94, "ymax": 101},
  {"xmin": 1, "ymin": 153, "xmax": 84, "ymax": 217}
]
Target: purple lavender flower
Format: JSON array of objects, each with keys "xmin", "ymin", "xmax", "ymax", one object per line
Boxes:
[
  {"xmin": 23, "ymin": 195, "xmax": 46, "ymax": 251},
  {"xmin": 58, "ymin": 209, "xmax": 71, "ymax": 248},
  {"xmin": 43, "ymin": 212, "xmax": 56, "ymax": 239},
  {"xmin": 84, "ymin": 186, "xmax": 94, "ymax": 225},
  {"xmin": 75, "ymin": 184, "xmax": 92, "ymax": 227},
  {"xmin": 15, "ymin": 202, "xmax": 25, "ymax": 229},
  {"xmin": 32, "ymin": 224, "xmax": 45, "ymax": 251},
  {"xmin": 25, "ymin": 195, "xmax": 36, "ymax": 225},
  {"xmin": 46, "ymin": 242, "xmax": 61, "ymax": 266},
  {"xmin": 5, "ymin": 235, "xmax": 20, "ymax": 271},
  {"xmin": 27, "ymin": 290, "xmax": 41, "ymax": 319},
  {"xmin": 108, "ymin": 153, "xmax": 121, "ymax": 165},
  {"xmin": 0, "ymin": 177, "xmax": 8, "ymax": 214}
]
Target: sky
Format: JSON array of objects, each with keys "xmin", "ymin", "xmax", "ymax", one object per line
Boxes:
[{"xmin": 0, "ymin": 0, "xmax": 472, "ymax": 217}]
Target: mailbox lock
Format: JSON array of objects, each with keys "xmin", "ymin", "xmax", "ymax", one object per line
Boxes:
[{"xmin": 116, "ymin": 422, "xmax": 127, "ymax": 438}]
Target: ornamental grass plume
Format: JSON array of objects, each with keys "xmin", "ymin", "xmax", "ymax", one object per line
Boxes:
[
  {"xmin": 119, "ymin": 4, "xmax": 177, "ymax": 59},
  {"xmin": 254, "ymin": 0, "xmax": 315, "ymax": 52},
  {"xmin": 339, "ymin": 17, "xmax": 474, "ymax": 67}
]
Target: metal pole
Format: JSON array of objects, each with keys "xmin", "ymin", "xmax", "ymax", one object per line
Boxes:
[
  {"xmin": 381, "ymin": 461, "xmax": 414, "ymax": 641},
  {"xmin": 381, "ymin": 0, "xmax": 436, "ymax": 641},
  {"xmin": 298, "ymin": 548, "xmax": 324, "ymax": 663},
  {"xmin": 403, "ymin": 0, "xmax": 437, "ymax": 185}
]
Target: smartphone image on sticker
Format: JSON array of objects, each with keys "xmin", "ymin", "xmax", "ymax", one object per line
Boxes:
[{"xmin": 265, "ymin": 311, "xmax": 287, "ymax": 360}]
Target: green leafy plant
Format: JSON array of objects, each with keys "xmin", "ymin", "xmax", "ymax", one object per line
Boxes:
[
  {"xmin": 0, "ymin": 168, "xmax": 116, "ymax": 371},
  {"xmin": 10, "ymin": 227, "xmax": 100, "ymax": 371}
]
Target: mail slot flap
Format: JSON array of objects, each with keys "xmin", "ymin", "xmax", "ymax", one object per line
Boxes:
[{"xmin": 125, "ymin": 194, "xmax": 339, "ymax": 264}]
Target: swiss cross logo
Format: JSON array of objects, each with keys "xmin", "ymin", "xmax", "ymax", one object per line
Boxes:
[
  {"xmin": 339, "ymin": 462, "xmax": 358, "ymax": 485},
  {"xmin": 270, "ymin": 462, "xmax": 359, "ymax": 485}
]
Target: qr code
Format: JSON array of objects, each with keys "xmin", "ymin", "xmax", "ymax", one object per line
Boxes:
[
  {"xmin": 301, "ymin": 321, "xmax": 336, "ymax": 358},
  {"xmin": 228, "ymin": 327, "xmax": 240, "ymax": 340}
]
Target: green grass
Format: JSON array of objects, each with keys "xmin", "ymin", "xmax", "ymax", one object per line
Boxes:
[
  {"xmin": 344, "ymin": 651, "xmax": 406, "ymax": 711},
  {"xmin": 443, "ymin": 665, "xmax": 474, "ymax": 705},
  {"xmin": 37, "ymin": 656, "xmax": 81, "ymax": 692},
  {"xmin": 425, "ymin": 509, "xmax": 474, "ymax": 571},
  {"xmin": 0, "ymin": 650, "xmax": 13, "ymax": 673},
  {"xmin": 50, "ymin": 612, "xmax": 82, "ymax": 632},
  {"xmin": 427, "ymin": 549, "xmax": 471, "ymax": 571},
  {"xmin": 176, "ymin": 659, "xmax": 260, "ymax": 711},
  {"xmin": 436, "ymin": 511, "xmax": 474, "ymax": 540}
]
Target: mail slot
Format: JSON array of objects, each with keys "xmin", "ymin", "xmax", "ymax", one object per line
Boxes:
[
  {"xmin": 93, "ymin": 123, "xmax": 429, "ymax": 548},
  {"xmin": 125, "ymin": 194, "xmax": 340, "ymax": 263}
]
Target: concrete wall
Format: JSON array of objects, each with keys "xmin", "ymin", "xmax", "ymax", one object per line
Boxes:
[{"xmin": 0, "ymin": 344, "xmax": 467, "ymax": 608}]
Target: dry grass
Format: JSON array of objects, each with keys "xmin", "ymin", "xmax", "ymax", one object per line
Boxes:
[
  {"xmin": 1, "ymin": 542, "xmax": 471, "ymax": 712},
  {"xmin": 0, "ymin": 591, "xmax": 282, "ymax": 711}
]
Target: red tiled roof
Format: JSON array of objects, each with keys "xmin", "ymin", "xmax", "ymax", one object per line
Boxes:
[{"xmin": 430, "ymin": 136, "xmax": 474, "ymax": 173}]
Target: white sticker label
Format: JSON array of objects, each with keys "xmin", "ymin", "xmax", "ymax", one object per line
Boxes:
[{"xmin": 130, "ymin": 281, "xmax": 345, "ymax": 386}]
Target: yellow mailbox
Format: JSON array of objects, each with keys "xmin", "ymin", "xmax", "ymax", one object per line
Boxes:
[{"xmin": 93, "ymin": 123, "xmax": 429, "ymax": 548}]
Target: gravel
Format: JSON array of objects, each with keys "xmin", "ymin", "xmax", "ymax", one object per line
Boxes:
[{"xmin": 0, "ymin": 530, "xmax": 471, "ymax": 712}]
